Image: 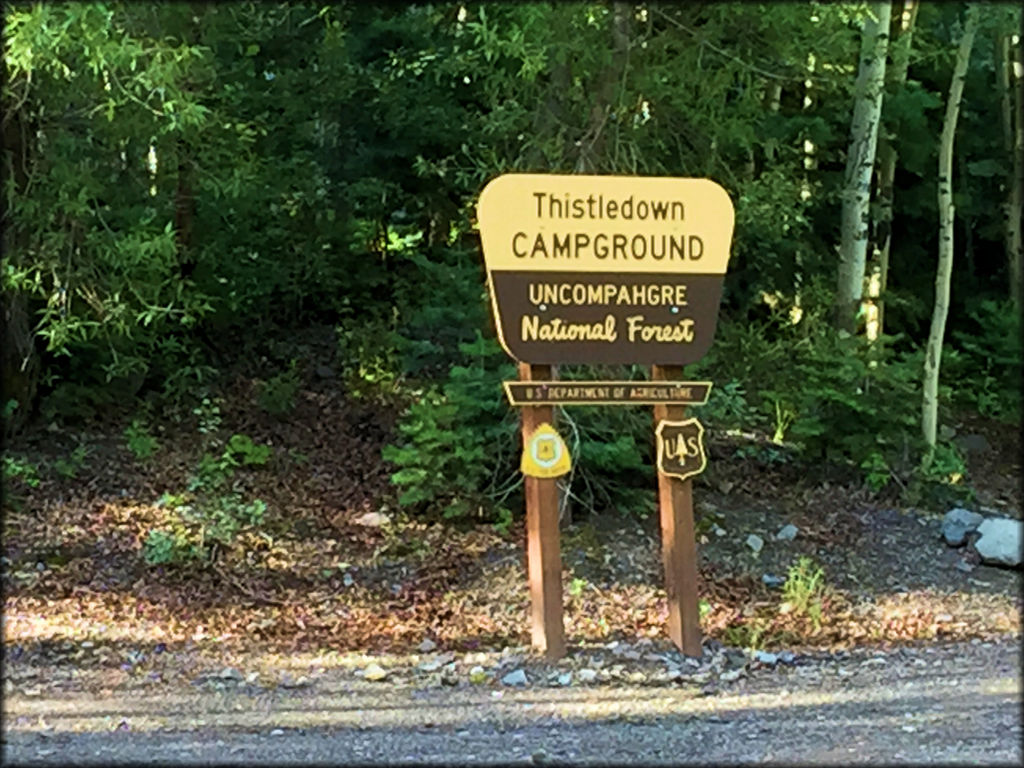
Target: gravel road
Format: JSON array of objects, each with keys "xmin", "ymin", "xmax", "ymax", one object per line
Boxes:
[{"xmin": 3, "ymin": 638, "xmax": 1020, "ymax": 765}]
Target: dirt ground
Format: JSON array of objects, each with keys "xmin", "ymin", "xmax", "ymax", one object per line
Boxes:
[
  {"xmin": 3, "ymin": 638, "xmax": 1020, "ymax": 765},
  {"xmin": 3, "ymin": 338, "xmax": 1021, "ymax": 664}
]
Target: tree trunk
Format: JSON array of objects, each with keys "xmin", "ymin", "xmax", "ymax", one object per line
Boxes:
[
  {"xmin": 1, "ymin": 98, "xmax": 41, "ymax": 434},
  {"xmin": 922, "ymin": 4, "xmax": 979, "ymax": 454},
  {"xmin": 999, "ymin": 27, "xmax": 1023, "ymax": 308},
  {"xmin": 835, "ymin": 1, "xmax": 892, "ymax": 335},
  {"xmin": 575, "ymin": 1, "xmax": 631, "ymax": 172},
  {"xmin": 867, "ymin": 0, "xmax": 919, "ymax": 342}
]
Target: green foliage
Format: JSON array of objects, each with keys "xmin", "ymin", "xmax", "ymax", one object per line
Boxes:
[
  {"xmin": 700, "ymin": 379, "xmax": 757, "ymax": 431},
  {"xmin": 948, "ymin": 299, "xmax": 1022, "ymax": 422},
  {"xmin": 771, "ymin": 335, "xmax": 923, "ymax": 467},
  {"xmin": 54, "ymin": 442, "xmax": 90, "ymax": 479},
  {"xmin": 860, "ymin": 451, "xmax": 892, "ymax": 493},
  {"xmin": 337, "ymin": 315, "xmax": 403, "ymax": 405},
  {"xmin": 561, "ymin": 398, "xmax": 655, "ymax": 516},
  {"xmin": 383, "ymin": 332, "xmax": 518, "ymax": 520},
  {"xmin": 143, "ymin": 430, "xmax": 271, "ymax": 566},
  {"xmin": 568, "ymin": 577, "xmax": 587, "ymax": 597},
  {"xmin": 695, "ymin": 309, "xmax": 928, "ymax": 486},
  {"xmin": 143, "ymin": 527, "xmax": 196, "ymax": 566},
  {"xmin": 192, "ymin": 396, "xmax": 223, "ymax": 436},
  {"xmin": 257, "ymin": 359, "xmax": 301, "ymax": 416},
  {"xmin": 3, "ymin": 455, "xmax": 40, "ymax": 488},
  {"xmin": 225, "ymin": 433, "xmax": 273, "ymax": 466},
  {"xmin": 124, "ymin": 419, "xmax": 159, "ymax": 460},
  {"xmin": 782, "ymin": 556, "xmax": 827, "ymax": 630},
  {"xmin": 920, "ymin": 441, "xmax": 969, "ymax": 486}
]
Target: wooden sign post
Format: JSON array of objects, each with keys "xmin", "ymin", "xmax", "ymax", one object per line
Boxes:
[
  {"xmin": 477, "ymin": 174, "xmax": 734, "ymax": 660},
  {"xmin": 518, "ymin": 362, "xmax": 566, "ymax": 660},
  {"xmin": 651, "ymin": 364, "xmax": 702, "ymax": 657}
]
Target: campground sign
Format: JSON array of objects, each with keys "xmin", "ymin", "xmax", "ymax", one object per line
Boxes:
[
  {"xmin": 476, "ymin": 173, "xmax": 735, "ymax": 661},
  {"xmin": 477, "ymin": 174, "xmax": 734, "ymax": 366}
]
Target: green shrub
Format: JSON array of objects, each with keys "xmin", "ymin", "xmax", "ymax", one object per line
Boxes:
[
  {"xmin": 257, "ymin": 359, "xmax": 301, "ymax": 416},
  {"xmin": 124, "ymin": 419, "xmax": 160, "ymax": 460},
  {"xmin": 337, "ymin": 316, "xmax": 403, "ymax": 405},
  {"xmin": 949, "ymin": 298, "xmax": 1022, "ymax": 422},
  {"xmin": 383, "ymin": 332, "xmax": 518, "ymax": 521},
  {"xmin": 3, "ymin": 455, "xmax": 40, "ymax": 488},
  {"xmin": 143, "ymin": 433, "xmax": 273, "ymax": 566},
  {"xmin": 54, "ymin": 442, "xmax": 90, "ymax": 479},
  {"xmin": 226, "ymin": 433, "xmax": 273, "ymax": 466}
]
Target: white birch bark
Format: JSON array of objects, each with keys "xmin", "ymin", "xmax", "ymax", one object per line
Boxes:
[
  {"xmin": 836, "ymin": 1, "xmax": 892, "ymax": 334},
  {"xmin": 867, "ymin": 1, "xmax": 919, "ymax": 342},
  {"xmin": 1000, "ymin": 27, "xmax": 1023, "ymax": 308},
  {"xmin": 922, "ymin": 4, "xmax": 980, "ymax": 454}
]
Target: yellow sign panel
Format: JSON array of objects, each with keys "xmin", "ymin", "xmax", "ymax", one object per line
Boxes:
[
  {"xmin": 477, "ymin": 174, "xmax": 735, "ymax": 275},
  {"xmin": 476, "ymin": 174, "xmax": 735, "ymax": 365},
  {"xmin": 521, "ymin": 423, "xmax": 571, "ymax": 478}
]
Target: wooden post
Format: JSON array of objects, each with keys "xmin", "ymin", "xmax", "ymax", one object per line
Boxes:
[
  {"xmin": 518, "ymin": 362, "xmax": 566, "ymax": 660},
  {"xmin": 651, "ymin": 364, "xmax": 703, "ymax": 658}
]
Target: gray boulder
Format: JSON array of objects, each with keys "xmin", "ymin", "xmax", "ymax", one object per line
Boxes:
[
  {"xmin": 973, "ymin": 518, "xmax": 1023, "ymax": 568},
  {"xmin": 941, "ymin": 508, "xmax": 984, "ymax": 547}
]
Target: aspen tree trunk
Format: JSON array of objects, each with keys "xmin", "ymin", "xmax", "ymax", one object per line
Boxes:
[
  {"xmin": 793, "ymin": 52, "xmax": 817, "ymax": 323},
  {"xmin": 836, "ymin": 1, "xmax": 892, "ymax": 335},
  {"xmin": 999, "ymin": 28, "xmax": 1024, "ymax": 308},
  {"xmin": 922, "ymin": 4, "xmax": 979, "ymax": 454},
  {"xmin": 867, "ymin": 0, "xmax": 919, "ymax": 342}
]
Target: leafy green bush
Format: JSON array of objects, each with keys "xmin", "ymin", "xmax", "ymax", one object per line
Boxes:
[
  {"xmin": 692, "ymin": 304, "xmax": 933, "ymax": 491},
  {"xmin": 336, "ymin": 316, "xmax": 403, "ymax": 405},
  {"xmin": 257, "ymin": 359, "xmax": 301, "ymax": 416},
  {"xmin": 143, "ymin": 433, "xmax": 272, "ymax": 565},
  {"xmin": 3, "ymin": 455, "xmax": 40, "ymax": 488},
  {"xmin": 54, "ymin": 442, "xmax": 90, "ymax": 479},
  {"xmin": 383, "ymin": 332, "xmax": 518, "ymax": 521},
  {"xmin": 124, "ymin": 419, "xmax": 160, "ymax": 460},
  {"xmin": 949, "ymin": 298, "xmax": 1022, "ymax": 422},
  {"xmin": 558, "ymin": 395, "xmax": 655, "ymax": 517}
]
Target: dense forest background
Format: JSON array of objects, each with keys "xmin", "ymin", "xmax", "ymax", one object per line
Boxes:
[{"xmin": 3, "ymin": 2, "xmax": 1022, "ymax": 543}]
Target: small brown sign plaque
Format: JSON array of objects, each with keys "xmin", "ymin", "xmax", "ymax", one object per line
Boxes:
[
  {"xmin": 655, "ymin": 418, "xmax": 707, "ymax": 481},
  {"xmin": 504, "ymin": 380, "xmax": 712, "ymax": 406}
]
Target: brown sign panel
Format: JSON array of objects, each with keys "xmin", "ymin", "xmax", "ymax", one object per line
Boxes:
[
  {"xmin": 504, "ymin": 380, "xmax": 712, "ymax": 406},
  {"xmin": 655, "ymin": 418, "xmax": 707, "ymax": 481},
  {"xmin": 489, "ymin": 271, "xmax": 723, "ymax": 365},
  {"xmin": 477, "ymin": 174, "xmax": 735, "ymax": 366}
]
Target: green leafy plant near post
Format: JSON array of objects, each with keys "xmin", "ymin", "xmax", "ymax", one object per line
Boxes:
[
  {"xmin": 383, "ymin": 332, "xmax": 519, "ymax": 522},
  {"xmin": 781, "ymin": 556, "xmax": 828, "ymax": 631}
]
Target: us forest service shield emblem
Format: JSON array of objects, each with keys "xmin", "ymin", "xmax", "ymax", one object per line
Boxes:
[
  {"xmin": 521, "ymin": 423, "xmax": 572, "ymax": 479},
  {"xmin": 655, "ymin": 418, "xmax": 707, "ymax": 481}
]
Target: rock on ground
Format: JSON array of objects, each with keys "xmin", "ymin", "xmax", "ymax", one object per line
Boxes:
[
  {"xmin": 775, "ymin": 524, "xmax": 798, "ymax": 541},
  {"xmin": 942, "ymin": 508, "xmax": 984, "ymax": 547},
  {"xmin": 973, "ymin": 518, "xmax": 1023, "ymax": 568}
]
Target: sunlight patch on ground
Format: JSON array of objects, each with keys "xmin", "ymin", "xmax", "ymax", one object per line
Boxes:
[{"xmin": 4, "ymin": 675, "xmax": 1019, "ymax": 735}]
